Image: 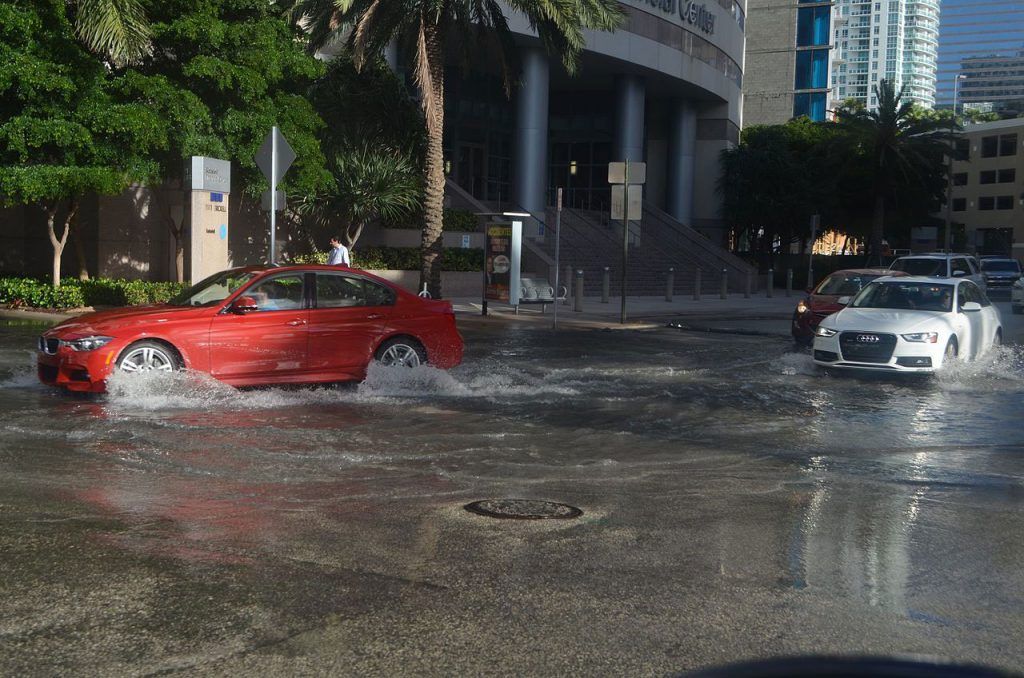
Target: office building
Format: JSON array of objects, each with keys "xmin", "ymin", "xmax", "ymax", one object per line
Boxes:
[
  {"xmin": 947, "ymin": 118, "xmax": 1024, "ymax": 256},
  {"xmin": 744, "ymin": 0, "xmax": 834, "ymax": 125},
  {"xmin": 831, "ymin": 0, "xmax": 939, "ymax": 110},
  {"xmin": 935, "ymin": 0, "xmax": 1024, "ymax": 111}
]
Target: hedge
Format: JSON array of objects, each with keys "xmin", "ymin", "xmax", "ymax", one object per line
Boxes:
[
  {"xmin": 388, "ymin": 208, "xmax": 479, "ymax": 232},
  {"xmin": 294, "ymin": 246, "xmax": 483, "ymax": 272},
  {"xmin": 0, "ymin": 278, "xmax": 188, "ymax": 310}
]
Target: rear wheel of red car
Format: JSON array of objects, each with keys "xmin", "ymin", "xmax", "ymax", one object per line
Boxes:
[
  {"xmin": 375, "ymin": 337, "xmax": 426, "ymax": 368},
  {"xmin": 117, "ymin": 341, "xmax": 180, "ymax": 374}
]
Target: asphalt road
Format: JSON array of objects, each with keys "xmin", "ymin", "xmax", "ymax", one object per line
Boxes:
[{"xmin": 1, "ymin": 315, "xmax": 1023, "ymax": 676}]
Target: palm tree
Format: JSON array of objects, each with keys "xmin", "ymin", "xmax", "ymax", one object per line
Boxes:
[
  {"xmin": 834, "ymin": 80, "xmax": 954, "ymax": 265},
  {"xmin": 69, "ymin": 0, "xmax": 152, "ymax": 67},
  {"xmin": 292, "ymin": 0, "xmax": 622, "ymax": 298}
]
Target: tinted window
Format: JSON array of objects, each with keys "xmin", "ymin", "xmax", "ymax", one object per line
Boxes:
[
  {"xmin": 981, "ymin": 136, "xmax": 998, "ymax": 158},
  {"xmin": 815, "ymin": 273, "xmax": 881, "ymax": 296},
  {"xmin": 981, "ymin": 260, "xmax": 1021, "ymax": 272},
  {"xmin": 953, "ymin": 172, "xmax": 967, "ymax": 186},
  {"xmin": 958, "ymin": 282, "xmax": 983, "ymax": 308},
  {"xmin": 316, "ymin": 274, "xmax": 366, "ymax": 308},
  {"xmin": 1000, "ymin": 134, "xmax": 1018, "ymax": 156},
  {"xmin": 979, "ymin": 197, "xmax": 995, "ymax": 211},
  {"xmin": 997, "ymin": 195, "xmax": 1014, "ymax": 210},
  {"xmin": 980, "ymin": 170, "xmax": 996, "ymax": 185},
  {"xmin": 951, "ymin": 258, "xmax": 971, "ymax": 276},
  {"xmin": 364, "ymin": 281, "xmax": 396, "ymax": 307},
  {"xmin": 247, "ymin": 275, "xmax": 305, "ymax": 312},
  {"xmin": 891, "ymin": 258, "xmax": 945, "ymax": 276},
  {"xmin": 852, "ymin": 281, "xmax": 954, "ymax": 312},
  {"xmin": 169, "ymin": 270, "xmax": 257, "ymax": 307}
]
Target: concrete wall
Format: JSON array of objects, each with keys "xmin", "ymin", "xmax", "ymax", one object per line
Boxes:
[
  {"xmin": 366, "ymin": 270, "xmax": 482, "ymax": 297},
  {"xmin": 742, "ymin": 0, "xmax": 798, "ymax": 126}
]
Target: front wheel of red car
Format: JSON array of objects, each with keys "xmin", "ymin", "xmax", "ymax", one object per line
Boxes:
[
  {"xmin": 116, "ymin": 341, "xmax": 180, "ymax": 374},
  {"xmin": 375, "ymin": 337, "xmax": 427, "ymax": 368}
]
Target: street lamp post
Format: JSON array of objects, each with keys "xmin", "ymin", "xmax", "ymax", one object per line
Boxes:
[{"xmin": 944, "ymin": 74, "xmax": 966, "ymax": 253}]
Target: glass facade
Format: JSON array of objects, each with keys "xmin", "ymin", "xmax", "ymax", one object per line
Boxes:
[
  {"xmin": 793, "ymin": 2, "xmax": 831, "ymax": 121},
  {"xmin": 795, "ymin": 49, "xmax": 830, "ymax": 90}
]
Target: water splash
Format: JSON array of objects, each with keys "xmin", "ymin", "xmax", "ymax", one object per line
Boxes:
[
  {"xmin": 773, "ymin": 352, "xmax": 819, "ymax": 377},
  {"xmin": 936, "ymin": 345, "xmax": 1024, "ymax": 392}
]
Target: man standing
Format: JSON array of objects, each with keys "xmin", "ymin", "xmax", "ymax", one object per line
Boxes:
[{"xmin": 327, "ymin": 236, "xmax": 351, "ymax": 266}]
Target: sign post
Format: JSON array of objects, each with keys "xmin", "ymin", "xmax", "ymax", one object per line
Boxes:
[
  {"xmin": 553, "ymin": 188, "xmax": 562, "ymax": 329},
  {"xmin": 608, "ymin": 160, "xmax": 646, "ymax": 324},
  {"xmin": 255, "ymin": 127, "xmax": 296, "ymax": 264}
]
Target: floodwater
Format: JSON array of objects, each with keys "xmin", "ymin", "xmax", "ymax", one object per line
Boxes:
[{"xmin": 1, "ymin": 316, "xmax": 1023, "ymax": 675}]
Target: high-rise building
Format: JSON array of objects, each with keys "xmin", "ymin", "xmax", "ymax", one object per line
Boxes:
[
  {"xmin": 831, "ymin": 0, "xmax": 940, "ymax": 111},
  {"xmin": 743, "ymin": 0, "xmax": 834, "ymax": 126},
  {"xmin": 936, "ymin": 0, "xmax": 1024, "ymax": 111}
]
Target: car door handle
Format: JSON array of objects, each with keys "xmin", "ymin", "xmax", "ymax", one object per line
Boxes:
[
  {"xmin": 286, "ymin": 318, "xmax": 307, "ymax": 326},
  {"xmin": 366, "ymin": 313, "xmax": 384, "ymax": 320}
]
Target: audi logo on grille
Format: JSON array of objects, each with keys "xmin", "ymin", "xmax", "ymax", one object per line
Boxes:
[{"xmin": 857, "ymin": 334, "xmax": 881, "ymax": 343}]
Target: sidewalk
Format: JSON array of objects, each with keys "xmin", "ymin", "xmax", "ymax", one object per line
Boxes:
[{"xmin": 451, "ymin": 290, "xmax": 799, "ymax": 336}]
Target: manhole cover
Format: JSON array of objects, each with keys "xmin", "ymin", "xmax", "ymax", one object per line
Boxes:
[{"xmin": 464, "ymin": 499, "xmax": 583, "ymax": 520}]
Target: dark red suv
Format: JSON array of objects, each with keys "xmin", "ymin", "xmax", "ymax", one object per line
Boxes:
[{"xmin": 792, "ymin": 268, "xmax": 907, "ymax": 346}]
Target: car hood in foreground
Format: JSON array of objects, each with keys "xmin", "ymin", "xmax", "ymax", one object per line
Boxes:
[
  {"xmin": 827, "ymin": 308, "xmax": 948, "ymax": 334},
  {"xmin": 46, "ymin": 304, "xmax": 211, "ymax": 338}
]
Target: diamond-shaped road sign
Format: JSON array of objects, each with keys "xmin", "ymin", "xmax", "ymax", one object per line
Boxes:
[{"xmin": 256, "ymin": 128, "xmax": 296, "ymax": 184}]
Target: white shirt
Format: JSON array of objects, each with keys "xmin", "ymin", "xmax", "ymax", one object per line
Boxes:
[{"xmin": 327, "ymin": 243, "xmax": 350, "ymax": 266}]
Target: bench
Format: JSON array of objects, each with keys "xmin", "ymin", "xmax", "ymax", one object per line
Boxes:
[{"xmin": 517, "ymin": 277, "xmax": 566, "ymax": 313}]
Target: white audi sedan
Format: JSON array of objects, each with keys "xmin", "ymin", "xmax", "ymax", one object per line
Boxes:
[{"xmin": 812, "ymin": 276, "xmax": 1002, "ymax": 373}]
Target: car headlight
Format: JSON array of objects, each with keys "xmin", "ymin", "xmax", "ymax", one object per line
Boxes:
[
  {"xmin": 901, "ymin": 332, "xmax": 938, "ymax": 344},
  {"xmin": 815, "ymin": 326, "xmax": 838, "ymax": 338},
  {"xmin": 796, "ymin": 301, "xmax": 810, "ymax": 315},
  {"xmin": 65, "ymin": 336, "xmax": 114, "ymax": 352}
]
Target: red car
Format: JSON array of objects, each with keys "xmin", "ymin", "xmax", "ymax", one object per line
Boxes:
[
  {"xmin": 37, "ymin": 265, "xmax": 463, "ymax": 393},
  {"xmin": 791, "ymin": 268, "xmax": 907, "ymax": 346}
]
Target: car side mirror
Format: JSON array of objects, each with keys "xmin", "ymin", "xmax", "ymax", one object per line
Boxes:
[
  {"xmin": 953, "ymin": 270, "xmax": 967, "ymax": 277},
  {"xmin": 837, "ymin": 296, "xmax": 851, "ymax": 306},
  {"xmin": 229, "ymin": 296, "xmax": 258, "ymax": 314},
  {"xmin": 961, "ymin": 301, "xmax": 982, "ymax": 312}
]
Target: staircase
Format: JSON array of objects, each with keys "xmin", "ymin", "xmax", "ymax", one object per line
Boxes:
[{"xmin": 445, "ymin": 178, "xmax": 757, "ymax": 297}]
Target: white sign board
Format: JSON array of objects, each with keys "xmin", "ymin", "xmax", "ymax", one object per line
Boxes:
[
  {"xmin": 608, "ymin": 161, "xmax": 647, "ymax": 185},
  {"xmin": 611, "ymin": 184, "xmax": 643, "ymax": 220},
  {"xmin": 184, "ymin": 157, "xmax": 231, "ymax": 193},
  {"xmin": 461, "ymin": 234, "xmax": 471, "ymax": 249}
]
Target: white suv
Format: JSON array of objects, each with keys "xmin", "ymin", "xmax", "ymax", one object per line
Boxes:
[{"xmin": 889, "ymin": 254, "xmax": 987, "ymax": 291}]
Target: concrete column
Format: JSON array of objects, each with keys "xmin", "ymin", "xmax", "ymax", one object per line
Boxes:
[
  {"xmin": 514, "ymin": 46, "xmax": 550, "ymax": 221},
  {"xmin": 667, "ymin": 100, "xmax": 697, "ymax": 225},
  {"xmin": 614, "ymin": 75, "xmax": 645, "ymax": 162}
]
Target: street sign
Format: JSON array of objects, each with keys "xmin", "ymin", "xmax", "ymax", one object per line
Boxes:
[
  {"xmin": 261, "ymin": 189, "xmax": 286, "ymax": 212},
  {"xmin": 256, "ymin": 128, "xmax": 296, "ymax": 184},
  {"xmin": 608, "ymin": 161, "xmax": 646, "ymax": 185},
  {"xmin": 461, "ymin": 234, "xmax": 471, "ymax": 248},
  {"xmin": 611, "ymin": 184, "xmax": 643, "ymax": 220}
]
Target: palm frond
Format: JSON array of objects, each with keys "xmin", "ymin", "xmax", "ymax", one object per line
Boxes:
[{"xmin": 74, "ymin": 0, "xmax": 152, "ymax": 66}]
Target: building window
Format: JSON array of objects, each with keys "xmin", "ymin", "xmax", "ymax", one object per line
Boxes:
[
  {"xmin": 980, "ymin": 170, "xmax": 997, "ymax": 185},
  {"xmin": 952, "ymin": 198, "xmax": 966, "ymax": 212},
  {"xmin": 981, "ymin": 136, "xmax": 998, "ymax": 158},
  {"xmin": 794, "ymin": 92, "xmax": 827, "ymax": 121},
  {"xmin": 997, "ymin": 195, "xmax": 1014, "ymax": 210},
  {"xmin": 795, "ymin": 49, "xmax": 830, "ymax": 90},
  {"xmin": 797, "ymin": 6, "xmax": 831, "ymax": 47},
  {"xmin": 953, "ymin": 172, "xmax": 967, "ymax": 186},
  {"xmin": 979, "ymin": 197, "xmax": 995, "ymax": 211},
  {"xmin": 1000, "ymin": 134, "xmax": 1018, "ymax": 156},
  {"xmin": 955, "ymin": 139, "xmax": 970, "ymax": 161},
  {"xmin": 999, "ymin": 168, "xmax": 1016, "ymax": 183}
]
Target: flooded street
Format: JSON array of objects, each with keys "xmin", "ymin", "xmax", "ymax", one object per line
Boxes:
[{"xmin": 2, "ymin": 314, "xmax": 1024, "ymax": 675}]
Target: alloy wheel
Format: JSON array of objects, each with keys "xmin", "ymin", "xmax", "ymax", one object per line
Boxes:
[
  {"xmin": 119, "ymin": 346, "xmax": 176, "ymax": 373},
  {"xmin": 378, "ymin": 343, "xmax": 422, "ymax": 368}
]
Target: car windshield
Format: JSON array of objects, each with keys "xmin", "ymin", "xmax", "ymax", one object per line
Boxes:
[
  {"xmin": 167, "ymin": 270, "xmax": 258, "ymax": 307},
  {"xmin": 890, "ymin": 258, "xmax": 946, "ymax": 276},
  {"xmin": 851, "ymin": 281, "xmax": 955, "ymax": 312},
  {"xmin": 814, "ymin": 273, "xmax": 881, "ymax": 296},
  {"xmin": 981, "ymin": 260, "xmax": 1021, "ymax": 272}
]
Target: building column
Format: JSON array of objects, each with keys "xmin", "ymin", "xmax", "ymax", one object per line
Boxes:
[
  {"xmin": 513, "ymin": 46, "xmax": 550, "ymax": 222},
  {"xmin": 667, "ymin": 100, "xmax": 697, "ymax": 225},
  {"xmin": 614, "ymin": 74, "xmax": 646, "ymax": 162}
]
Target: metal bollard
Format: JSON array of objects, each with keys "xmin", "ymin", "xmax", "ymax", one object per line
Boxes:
[
  {"xmin": 666, "ymin": 268, "xmax": 674, "ymax": 302},
  {"xmin": 563, "ymin": 264, "xmax": 572, "ymax": 305},
  {"xmin": 720, "ymin": 268, "xmax": 728, "ymax": 300},
  {"xmin": 693, "ymin": 269, "xmax": 701, "ymax": 301},
  {"xmin": 602, "ymin": 267, "xmax": 610, "ymax": 304},
  {"xmin": 767, "ymin": 268, "xmax": 774, "ymax": 298},
  {"xmin": 786, "ymin": 268, "xmax": 793, "ymax": 297},
  {"xmin": 744, "ymin": 271, "xmax": 752, "ymax": 299},
  {"xmin": 574, "ymin": 269, "xmax": 584, "ymax": 312}
]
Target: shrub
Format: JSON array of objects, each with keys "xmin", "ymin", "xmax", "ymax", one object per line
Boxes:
[
  {"xmin": 386, "ymin": 208, "xmax": 479, "ymax": 232},
  {"xmin": 0, "ymin": 278, "xmax": 188, "ymax": 310},
  {"xmin": 291, "ymin": 246, "xmax": 482, "ymax": 272}
]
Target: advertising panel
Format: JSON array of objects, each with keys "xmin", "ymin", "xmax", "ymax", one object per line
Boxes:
[{"xmin": 486, "ymin": 224, "xmax": 513, "ymax": 302}]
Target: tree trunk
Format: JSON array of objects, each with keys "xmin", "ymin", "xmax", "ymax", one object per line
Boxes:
[
  {"xmin": 869, "ymin": 193, "xmax": 885, "ymax": 266},
  {"xmin": 70, "ymin": 205, "xmax": 89, "ymax": 281},
  {"xmin": 154, "ymin": 190, "xmax": 185, "ymax": 283},
  {"xmin": 45, "ymin": 201, "xmax": 73, "ymax": 288},
  {"xmin": 417, "ymin": 19, "xmax": 446, "ymax": 299}
]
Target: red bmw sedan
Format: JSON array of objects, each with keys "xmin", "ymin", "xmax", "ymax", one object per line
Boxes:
[{"xmin": 38, "ymin": 266, "xmax": 463, "ymax": 393}]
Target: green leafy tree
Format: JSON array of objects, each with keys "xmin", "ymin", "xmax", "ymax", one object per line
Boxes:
[
  {"xmin": 128, "ymin": 0, "xmax": 332, "ymax": 277},
  {"xmin": 291, "ymin": 0, "xmax": 623, "ymax": 298},
  {"xmin": 833, "ymin": 80, "xmax": 953, "ymax": 263},
  {"xmin": 0, "ymin": 0, "xmax": 162, "ymax": 286}
]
